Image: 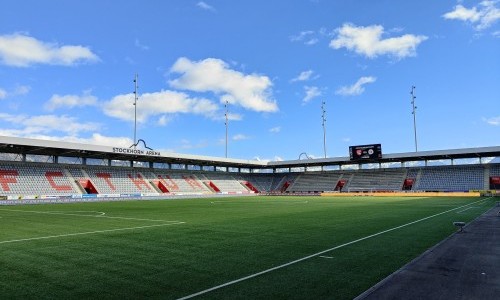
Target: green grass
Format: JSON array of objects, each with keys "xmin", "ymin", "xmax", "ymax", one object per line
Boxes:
[{"xmin": 0, "ymin": 196, "xmax": 494, "ymax": 299}]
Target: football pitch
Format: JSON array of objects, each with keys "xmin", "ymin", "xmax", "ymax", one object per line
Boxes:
[{"xmin": 0, "ymin": 196, "xmax": 494, "ymax": 299}]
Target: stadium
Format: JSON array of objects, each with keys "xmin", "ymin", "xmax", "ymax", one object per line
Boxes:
[
  {"xmin": 1, "ymin": 136, "xmax": 500, "ymax": 200},
  {"xmin": 1, "ymin": 135, "xmax": 499, "ymax": 299},
  {"xmin": 2, "ymin": 1, "xmax": 499, "ymax": 299}
]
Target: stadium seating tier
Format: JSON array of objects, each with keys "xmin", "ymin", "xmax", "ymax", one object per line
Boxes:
[{"xmin": 0, "ymin": 162, "xmax": 497, "ymax": 196}]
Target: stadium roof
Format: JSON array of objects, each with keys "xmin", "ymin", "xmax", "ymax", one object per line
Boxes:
[
  {"xmin": 0, "ymin": 136, "xmax": 266, "ymax": 168},
  {"xmin": 0, "ymin": 136, "xmax": 499, "ymax": 170},
  {"xmin": 268, "ymin": 146, "xmax": 500, "ymax": 169}
]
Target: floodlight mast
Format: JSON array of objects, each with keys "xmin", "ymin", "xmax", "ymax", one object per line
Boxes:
[
  {"xmin": 411, "ymin": 86, "xmax": 418, "ymax": 152},
  {"xmin": 321, "ymin": 100, "xmax": 327, "ymax": 158},
  {"xmin": 133, "ymin": 74, "xmax": 139, "ymax": 149},
  {"xmin": 225, "ymin": 100, "xmax": 228, "ymax": 158}
]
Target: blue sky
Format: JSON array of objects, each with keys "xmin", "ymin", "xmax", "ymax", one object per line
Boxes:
[{"xmin": 0, "ymin": 0, "xmax": 499, "ymax": 161}]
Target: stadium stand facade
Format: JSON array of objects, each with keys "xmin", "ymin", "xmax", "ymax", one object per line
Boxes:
[
  {"xmin": 0, "ymin": 163, "xmax": 255, "ymax": 197},
  {"xmin": 1, "ymin": 161, "xmax": 499, "ymax": 198},
  {"xmin": 0, "ymin": 136, "xmax": 499, "ymax": 200}
]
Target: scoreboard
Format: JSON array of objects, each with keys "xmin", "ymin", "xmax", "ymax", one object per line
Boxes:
[{"xmin": 349, "ymin": 144, "xmax": 382, "ymax": 160}]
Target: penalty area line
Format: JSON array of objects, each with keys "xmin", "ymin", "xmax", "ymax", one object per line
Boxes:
[
  {"xmin": 0, "ymin": 222, "xmax": 185, "ymax": 245},
  {"xmin": 176, "ymin": 197, "xmax": 491, "ymax": 300}
]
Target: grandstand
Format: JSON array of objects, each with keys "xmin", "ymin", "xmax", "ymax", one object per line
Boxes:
[{"xmin": 0, "ymin": 135, "xmax": 499, "ymax": 201}]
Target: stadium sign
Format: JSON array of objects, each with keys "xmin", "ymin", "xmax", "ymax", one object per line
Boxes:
[{"xmin": 112, "ymin": 147, "xmax": 161, "ymax": 156}]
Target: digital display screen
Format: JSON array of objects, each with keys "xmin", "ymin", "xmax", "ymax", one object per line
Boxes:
[{"xmin": 349, "ymin": 144, "xmax": 382, "ymax": 160}]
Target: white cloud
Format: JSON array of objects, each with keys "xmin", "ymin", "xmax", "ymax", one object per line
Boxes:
[
  {"xmin": 336, "ymin": 76, "xmax": 376, "ymax": 96},
  {"xmin": 197, "ymin": 1, "xmax": 216, "ymax": 12},
  {"xmin": 64, "ymin": 133, "xmax": 133, "ymax": 147},
  {"xmin": 444, "ymin": 5, "xmax": 481, "ymax": 22},
  {"xmin": 269, "ymin": 126, "xmax": 281, "ymax": 133},
  {"xmin": 290, "ymin": 30, "xmax": 319, "ymax": 45},
  {"xmin": 169, "ymin": 57, "xmax": 278, "ymax": 112},
  {"xmin": 232, "ymin": 134, "xmax": 250, "ymax": 141},
  {"xmin": 0, "ymin": 85, "xmax": 31, "ymax": 99},
  {"xmin": 44, "ymin": 91, "xmax": 98, "ymax": 111},
  {"xmin": 0, "ymin": 112, "xmax": 135, "ymax": 148},
  {"xmin": 13, "ymin": 85, "xmax": 30, "ymax": 95},
  {"xmin": 103, "ymin": 90, "xmax": 219, "ymax": 123},
  {"xmin": 0, "ymin": 33, "xmax": 99, "ymax": 67},
  {"xmin": 0, "ymin": 113, "xmax": 99, "ymax": 136},
  {"xmin": 303, "ymin": 86, "xmax": 322, "ymax": 103},
  {"xmin": 329, "ymin": 23, "xmax": 428, "ymax": 59},
  {"xmin": 443, "ymin": 1, "xmax": 500, "ymax": 30},
  {"xmin": 134, "ymin": 39, "xmax": 150, "ymax": 50},
  {"xmin": 291, "ymin": 70, "xmax": 315, "ymax": 82},
  {"xmin": 253, "ymin": 156, "xmax": 283, "ymax": 162},
  {"xmin": 290, "ymin": 30, "xmax": 314, "ymax": 42},
  {"xmin": 483, "ymin": 116, "xmax": 500, "ymax": 125},
  {"xmin": 210, "ymin": 111, "xmax": 243, "ymax": 123},
  {"xmin": 226, "ymin": 112, "xmax": 243, "ymax": 121},
  {"xmin": 157, "ymin": 115, "xmax": 171, "ymax": 126},
  {"xmin": 305, "ymin": 38, "xmax": 319, "ymax": 45}
]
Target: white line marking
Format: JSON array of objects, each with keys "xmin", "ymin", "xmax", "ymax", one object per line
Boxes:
[
  {"xmin": 176, "ymin": 197, "xmax": 491, "ymax": 300},
  {"xmin": 0, "ymin": 208, "xmax": 177, "ymax": 223},
  {"xmin": 0, "ymin": 222, "xmax": 185, "ymax": 245},
  {"xmin": 319, "ymin": 256, "xmax": 334, "ymax": 259},
  {"xmin": 456, "ymin": 207, "xmax": 477, "ymax": 214},
  {"xmin": 47, "ymin": 210, "xmax": 107, "ymax": 216}
]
